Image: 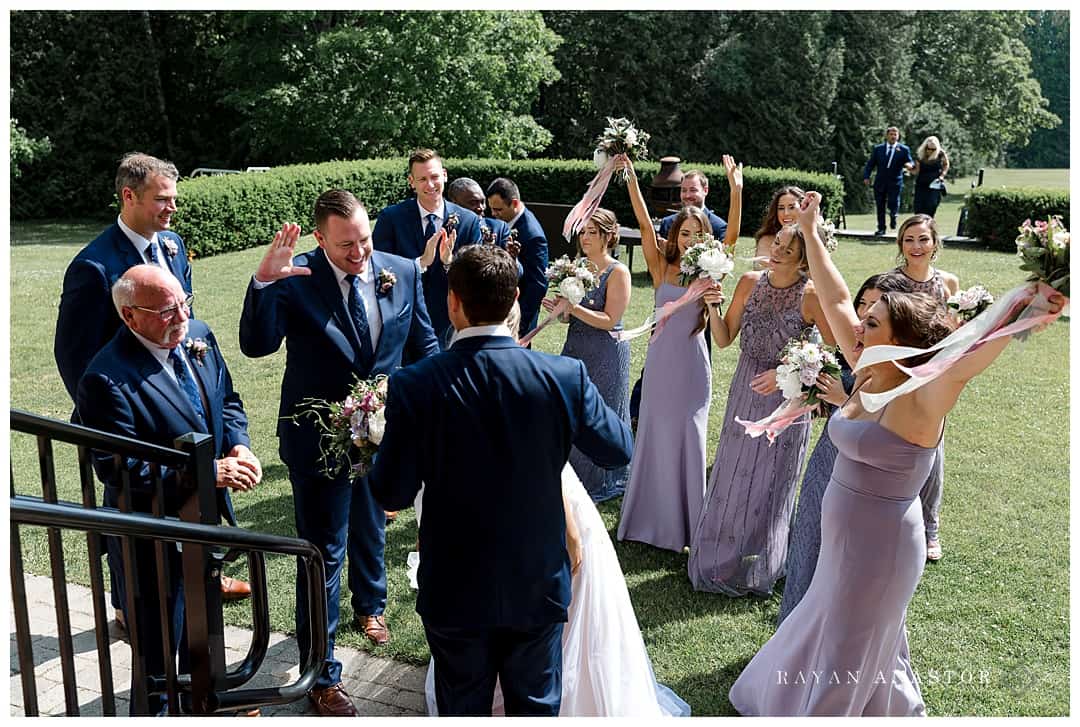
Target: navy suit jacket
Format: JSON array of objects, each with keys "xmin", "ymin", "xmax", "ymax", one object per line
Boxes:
[
  {"xmin": 480, "ymin": 216, "xmax": 525, "ymax": 280},
  {"xmin": 76, "ymin": 320, "xmax": 247, "ymax": 524},
  {"xmin": 510, "ymin": 207, "xmax": 550, "ymax": 327},
  {"xmin": 863, "ymin": 142, "xmax": 913, "ymax": 190},
  {"xmin": 371, "ymin": 199, "xmax": 483, "ymax": 348},
  {"xmin": 239, "ymin": 248, "xmax": 439, "ymax": 474},
  {"xmin": 658, "ymin": 206, "xmax": 728, "ymax": 241},
  {"xmin": 369, "ymin": 335, "xmax": 633, "ymax": 628},
  {"xmin": 55, "ymin": 223, "xmax": 193, "ymax": 403}
]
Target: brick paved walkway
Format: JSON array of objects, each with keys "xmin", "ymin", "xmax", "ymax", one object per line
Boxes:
[{"xmin": 9, "ymin": 574, "xmax": 427, "ymax": 716}]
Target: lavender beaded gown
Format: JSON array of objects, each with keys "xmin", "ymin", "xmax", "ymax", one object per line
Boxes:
[
  {"xmin": 618, "ymin": 283, "xmax": 710, "ymax": 552},
  {"xmin": 562, "ymin": 263, "xmax": 632, "ymax": 502},
  {"xmin": 688, "ymin": 273, "xmax": 813, "ymax": 595},
  {"xmin": 729, "ymin": 407, "xmax": 937, "ymax": 716}
]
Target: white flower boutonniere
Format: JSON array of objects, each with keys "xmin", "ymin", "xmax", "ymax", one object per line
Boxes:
[
  {"xmin": 185, "ymin": 337, "xmax": 209, "ymax": 365},
  {"xmin": 377, "ymin": 268, "xmax": 397, "ymax": 297},
  {"xmin": 161, "ymin": 236, "xmax": 179, "ymax": 257}
]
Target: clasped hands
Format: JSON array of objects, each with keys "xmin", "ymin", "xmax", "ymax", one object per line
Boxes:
[
  {"xmin": 419, "ymin": 227, "xmax": 457, "ymax": 270},
  {"xmin": 216, "ymin": 444, "xmax": 262, "ymax": 492},
  {"xmin": 541, "ymin": 296, "xmax": 573, "ymax": 323}
]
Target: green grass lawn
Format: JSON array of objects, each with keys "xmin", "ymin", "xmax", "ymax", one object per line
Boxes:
[{"xmin": 9, "ymin": 179, "xmax": 1069, "ymax": 715}]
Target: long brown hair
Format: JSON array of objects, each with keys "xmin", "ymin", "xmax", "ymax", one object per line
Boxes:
[
  {"xmin": 663, "ymin": 206, "xmax": 712, "ymax": 265},
  {"xmin": 754, "ymin": 186, "xmax": 806, "ymax": 242},
  {"xmin": 879, "ymin": 291, "xmax": 955, "ymax": 367}
]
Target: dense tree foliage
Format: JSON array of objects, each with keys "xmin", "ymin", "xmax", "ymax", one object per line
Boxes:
[{"xmin": 1008, "ymin": 11, "xmax": 1069, "ymax": 168}]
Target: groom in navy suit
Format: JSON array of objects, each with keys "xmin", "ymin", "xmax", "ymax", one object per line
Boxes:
[
  {"xmin": 370, "ymin": 245, "xmax": 632, "ymax": 716},
  {"xmin": 239, "ymin": 189, "xmax": 439, "ymax": 716},
  {"xmin": 372, "ymin": 148, "xmax": 483, "ymax": 350},
  {"xmin": 863, "ymin": 125, "xmax": 915, "ymax": 235},
  {"xmin": 77, "ymin": 264, "xmax": 261, "ymax": 715}
]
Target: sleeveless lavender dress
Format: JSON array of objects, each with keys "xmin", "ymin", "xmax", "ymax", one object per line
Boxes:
[
  {"xmin": 729, "ymin": 407, "xmax": 937, "ymax": 716},
  {"xmin": 688, "ymin": 273, "xmax": 813, "ymax": 595},
  {"xmin": 617, "ymin": 282, "xmax": 710, "ymax": 552},
  {"xmin": 561, "ymin": 263, "xmax": 632, "ymax": 502},
  {"xmin": 896, "ymin": 266, "xmax": 948, "ymax": 544}
]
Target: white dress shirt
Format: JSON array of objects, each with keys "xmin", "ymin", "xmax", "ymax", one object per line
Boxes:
[
  {"xmin": 117, "ymin": 215, "xmax": 169, "ymax": 273},
  {"xmin": 448, "ymin": 324, "xmax": 514, "ymax": 349},
  {"xmin": 326, "ymin": 259, "xmax": 382, "ymax": 352}
]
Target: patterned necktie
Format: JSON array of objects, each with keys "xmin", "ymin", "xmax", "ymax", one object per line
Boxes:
[
  {"xmin": 346, "ymin": 274, "xmax": 376, "ymax": 370},
  {"xmin": 168, "ymin": 348, "xmax": 207, "ymax": 426},
  {"xmin": 147, "ymin": 240, "xmax": 162, "ymax": 265},
  {"xmin": 424, "ymin": 212, "xmax": 440, "ymax": 241}
]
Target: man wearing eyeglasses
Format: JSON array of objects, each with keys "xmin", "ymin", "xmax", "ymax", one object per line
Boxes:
[{"xmin": 77, "ymin": 264, "xmax": 261, "ymax": 715}]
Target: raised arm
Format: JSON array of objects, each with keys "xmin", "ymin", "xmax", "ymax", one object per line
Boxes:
[
  {"xmin": 721, "ymin": 155, "xmax": 743, "ymax": 249},
  {"xmin": 796, "ymin": 192, "xmax": 862, "ymax": 363},
  {"xmin": 618, "ymin": 156, "xmax": 665, "ymax": 288}
]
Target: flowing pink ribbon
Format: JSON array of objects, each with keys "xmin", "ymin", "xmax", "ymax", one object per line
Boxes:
[
  {"xmin": 610, "ymin": 276, "xmax": 715, "ymax": 342},
  {"xmin": 853, "ymin": 281, "xmax": 1066, "ymax": 411},
  {"xmin": 518, "ymin": 298, "xmax": 571, "ymax": 347},
  {"xmin": 735, "ymin": 397, "xmax": 817, "ymax": 444},
  {"xmin": 562, "ymin": 159, "xmax": 617, "ymax": 242}
]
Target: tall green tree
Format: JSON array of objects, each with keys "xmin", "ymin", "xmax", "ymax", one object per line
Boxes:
[
  {"xmin": 216, "ymin": 11, "xmax": 560, "ymax": 162},
  {"xmin": 1009, "ymin": 10, "xmax": 1068, "ymax": 167},
  {"xmin": 10, "ymin": 118, "xmax": 52, "ymax": 179}
]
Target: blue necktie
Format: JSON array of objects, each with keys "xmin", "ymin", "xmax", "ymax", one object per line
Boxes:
[
  {"xmin": 346, "ymin": 274, "xmax": 376, "ymax": 370},
  {"xmin": 424, "ymin": 213, "xmax": 440, "ymax": 241},
  {"xmin": 147, "ymin": 240, "xmax": 162, "ymax": 265},
  {"xmin": 168, "ymin": 348, "xmax": 207, "ymax": 426},
  {"xmin": 886, "ymin": 144, "xmax": 895, "ymax": 169}
]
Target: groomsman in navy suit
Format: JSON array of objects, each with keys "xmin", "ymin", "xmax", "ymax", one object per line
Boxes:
[
  {"xmin": 863, "ymin": 125, "xmax": 915, "ymax": 235},
  {"xmin": 239, "ymin": 189, "xmax": 439, "ymax": 716},
  {"xmin": 371, "ymin": 148, "xmax": 483, "ymax": 350},
  {"xmin": 370, "ymin": 245, "xmax": 632, "ymax": 716},
  {"xmin": 77, "ymin": 265, "xmax": 261, "ymax": 715},
  {"xmin": 657, "ymin": 169, "xmax": 728, "ymax": 241},
  {"xmin": 485, "ymin": 177, "xmax": 550, "ymax": 338}
]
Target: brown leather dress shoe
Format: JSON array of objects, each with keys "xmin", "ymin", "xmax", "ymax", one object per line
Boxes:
[
  {"xmin": 220, "ymin": 575, "xmax": 252, "ymax": 601},
  {"xmin": 358, "ymin": 614, "xmax": 390, "ymax": 646},
  {"xmin": 308, "ymin": 683, "xmax": 358, "ymax": 716}
]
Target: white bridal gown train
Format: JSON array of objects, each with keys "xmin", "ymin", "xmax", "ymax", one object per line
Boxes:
[{"xmin": 421, "ymin": 464, "xmax": 690, "ymax": 716}]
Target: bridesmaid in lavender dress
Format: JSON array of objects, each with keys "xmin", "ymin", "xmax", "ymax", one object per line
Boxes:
[
  {"xmin": 892, "ymin": 214, "xmax": 960, "ymax": 562},
  {"xmin": 687, "ymin": 224, "xmax": 833, "ymax": 596},
  {"xmin": 543, "ymin": 208, "xmax": 633, "ymax": 503},
  {"xmin": 616, "ymin": 154, "xmax": 743, "ymax": 552},
  {"xmin": 728, "ymin": 191, "xmax": 1064, "ymax": 716}
]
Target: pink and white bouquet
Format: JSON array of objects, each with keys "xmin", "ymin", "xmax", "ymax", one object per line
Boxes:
[
  {"xmin": 518, "ymin": 256, "xmax": 599, "ymax": 346},
  {"xmin": 946, "ymin": 285, "xmax": 994, "ymax": 324},
  {"xmin": 1016, "ymin": 216, "xmax": 1069, "ymax": 298},
  {"xmin": 737, "ymin": 336, "xmax": 839, "ymax": 443},
  {"xmin": 294, "ymin": 375, "xmax": 390, "ymax": 480},
  {"xmin": 593, "ymin": 117, "xmax": 651, "ymax": 184},
  {"xmin": 678, "ymin": 233, "xmax": 736, "ymax": 286}
]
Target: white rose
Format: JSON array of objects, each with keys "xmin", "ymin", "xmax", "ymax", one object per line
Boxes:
[
  {"xmin": 1051, "ymin": 230, "xmax": 1069, "ymax": 250},
  {"xmin": 575, "ymin": 268, "xmax": 595, "ymax": 285},
  {"xmin": 366, "ymin": 407, "xmax": 387, "ymax": 446},
  {"xmin": 777, "ymin": 369, "xmax": 804, "ymax": 400},
  {"xmin": 799, "ymin": 343, "xmax": 822, "ymax": 364},
  {"xmin": 697, "ymin": 249, "xmax": 733, "ymax": 279},
  {"xmin": 560, "ymin": 277, "xmax": 586, "ymax": 305},
  {"xmin": 625, "ymin": 128, "xmax": 638, "ymax": 146}
]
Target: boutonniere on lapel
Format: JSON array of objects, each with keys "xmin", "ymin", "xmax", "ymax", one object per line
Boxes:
[
  {"xmin": 160, "ymin": 236, "xmax": 179, "ymax": 257},
  {"xmin": 445, "ymin": 212, "xmax": 460, "ymax": 234},
  {"xmin": 377, "ymin": 268, "xmax": 397, "ymax": 297},
  {"xmin": 184, "ymin": 337, "xmax": 209, "ymax": 365},
  {"xmin": 480, "ymin": 223, "xmax": 495, "ymax": 245}
]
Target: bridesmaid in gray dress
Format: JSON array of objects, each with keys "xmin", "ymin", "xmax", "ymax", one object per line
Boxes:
[
  {"xmin": 729, "ymin": 191, "xmax": 1064, "ymax": 716},
  {"xmin": 687, "ymin": 224, "xmax": 834, "ymax": 596},
  {"xmin": 616, "ymin": 154, "xmax": 743, "ymax": 552},
  {"xmin": 893, "ymin": 214, "xmax": 960, "ymax": 562},
  {"xmin": 545, "ymin": 208, "xmax": 633, "ymax": 503},
  {"xmin": 777, "ymin": 273, "xmax": 913, "ymax": 625}
]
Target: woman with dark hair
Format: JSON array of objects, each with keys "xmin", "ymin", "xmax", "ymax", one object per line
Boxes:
[
  {"xmin": 687, "ymin": 222, "xmax": 834, "ymax": 596},
  {"xmin": 893, "ymin": 214, "xmax": 959, "ymax": 562},
  {"xmin": 912, "ymin": 136, "xmax": 950, "ymax": 218},
  {"xmin": 776, "ymin": 272, "xmax": 914, "ymax": 625},
  {"xmin": 753, "ymin": 186, "xmax": 806, "ymax": 266},
  {"xmin": 617, "ymin": 153, "xmax": 743, "ymax": 552},
  {"xmin": 729, "ymin": 191, "xmax": 1063, "ymax": 716},
  {"xmin": 541, "ymin": 208, "xmax": 632, "ymax": 503}
]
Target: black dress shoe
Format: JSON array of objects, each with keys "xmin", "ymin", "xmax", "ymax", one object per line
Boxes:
[
  {"xmin": 875, "ymin": 229, "xmax": 886, "ymax": 236},
  {"xmin": 889, "ymin": 217, "xmax": 897, "ymax": 229}
]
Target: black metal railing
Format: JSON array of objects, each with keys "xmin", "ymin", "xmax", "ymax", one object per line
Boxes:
[{"xmin": 10, "ymin": 409, "xmax": 327, "ymax": 715}]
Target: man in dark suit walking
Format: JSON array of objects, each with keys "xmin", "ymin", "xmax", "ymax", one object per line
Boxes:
[
  {"xmin": 239, "ymin": 189, "xmax": 439, "ymax": 715},
  {"xmin": 485, "ymin": 177, "xmax": 550, "ymax": 339},
  {"xmin": 863, "ymin": 125, "xmax": 915, "ymax": 236},
  {"xmin": 371, "ymin": 148, "xmax": 483, "ymax": 349},
  {"xmin": 369, "ymin": 245, "xmax": 632, "ymax": 716},
  {"xmin": 77, "ymin": 264, "xmax": 261, "ymax": 715}
]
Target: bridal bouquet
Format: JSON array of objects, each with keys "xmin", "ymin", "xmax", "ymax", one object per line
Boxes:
[
  {"xmin": 594, "ymin": 117, "xmax": 651, "ymax": 184},
  {"xmin": 1016, "ymin": 216, "xmax": 1069, "ymax": 298},
  {"xmin": 946, "ymin": 285, "xmax": 994, "ymax": 324},
  {"xmin": 518, "ymin": 256, "xmax": 600, "ymax": 346},
  {"xmin": 737, "ymin": 336, "xmax": 840, "ymax": 443},
  {"xmin": 678, "ymin": 233, "xmax": 736, "ymax": 286},
  {"xmin": 294, "ymin": 375, "xmax": 389, "ymax": 480}
]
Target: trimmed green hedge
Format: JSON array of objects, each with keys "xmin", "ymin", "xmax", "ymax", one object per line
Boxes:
[
  {"xmin": 171, "ymin": 158, "xmax": 844, "ymax": 259},
  {"xmin": 963, "ymin": 187, "xmax": 1070, "ymax": 251}
]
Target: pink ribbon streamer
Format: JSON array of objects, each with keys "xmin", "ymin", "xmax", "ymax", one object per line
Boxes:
[
  {"xmin": 735, "ymin": 397, "xmax": 817, "ymax": 444},
  {"xmin": 562, "ymin": 159, "xmax": 617, "ymax": 242},
  {"xmin": 853, "ymin": 281, "xmax": 1066, "ymax": 411},
  {"xmin": 518, "ymin": 297, "xmax": 571, "ymax": 347},
  {"xmin": 610, "ymin": 276, "xmax": 714, "ymax": 342}
]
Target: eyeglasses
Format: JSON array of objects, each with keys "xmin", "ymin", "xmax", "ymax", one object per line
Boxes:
[
  {"xmin": 926, "ymin": 146, "xmax": 937, "ymax": 151},
  {"xmin": 129, "ymin": 294, "xmax": 194, "ymax": 321}
]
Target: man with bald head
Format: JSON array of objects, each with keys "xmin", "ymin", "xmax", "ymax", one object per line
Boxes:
[{"xmin": 77, "ymin": 264, "xmax": 260, "ymax": 715}]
